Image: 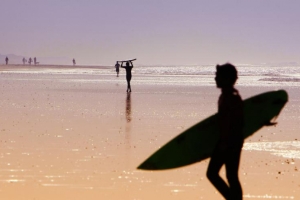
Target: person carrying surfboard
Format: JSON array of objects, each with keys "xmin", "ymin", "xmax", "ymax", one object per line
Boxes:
[
  {"xmin": 207, "ymin": 63, "xmax": 244, "ymax": 200},
  {"xmin": 121, "ymin": 61, "xmax": 133, "ymax": 92}
]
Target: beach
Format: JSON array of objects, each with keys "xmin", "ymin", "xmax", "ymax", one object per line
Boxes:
[{"xmin": 0, "ymin": 64, "xmax": 299, "ymax": 200}]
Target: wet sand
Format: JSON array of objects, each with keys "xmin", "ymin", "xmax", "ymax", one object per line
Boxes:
[{"xmin": 0, "ymin": 64, "xmax": 299, "ymax": 199}]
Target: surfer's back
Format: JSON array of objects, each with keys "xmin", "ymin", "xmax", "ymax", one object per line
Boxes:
[{"xmin": 218, "ymin": 88, "xmax": 244, "ymax": 145}]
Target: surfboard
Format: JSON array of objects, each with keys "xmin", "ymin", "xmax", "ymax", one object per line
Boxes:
[
  {"xmin": 138, "ymin": 90, "xmax": 288, "ymax": 170},
  {"xmin": 117, "ymin": 58, "xmax": 136, "ymax": 62}
]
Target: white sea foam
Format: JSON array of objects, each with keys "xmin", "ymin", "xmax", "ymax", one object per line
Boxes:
[
  {"xmin": 1, "ymin": 64, "xmax": 300, "ymax": 86},
  {"xmin": 243, "ymin": 141, "xmax": 300, "ymax": 159}
]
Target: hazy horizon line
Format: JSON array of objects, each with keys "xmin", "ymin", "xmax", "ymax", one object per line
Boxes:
[{"xmin": 1, "ymin": 53, "xmax": 299, "ymax": 67}]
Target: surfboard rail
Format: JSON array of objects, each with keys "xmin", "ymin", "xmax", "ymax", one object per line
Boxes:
[{"xmin": 117, "ymin": 58, "xmax": 136, "ymax": 62}]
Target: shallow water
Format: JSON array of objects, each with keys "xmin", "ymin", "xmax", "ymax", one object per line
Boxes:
[{"xmin": 2, "ymin": 63, "xmax": 300, "ymax": 87}]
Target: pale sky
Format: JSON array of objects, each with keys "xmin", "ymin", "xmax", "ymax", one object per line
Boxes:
[{"xmin": 0, "ymin": 0, "xmax": 299, "ymax": 65}]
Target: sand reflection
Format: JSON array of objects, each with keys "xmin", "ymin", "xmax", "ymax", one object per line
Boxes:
[
  {"xmin": 243, "ymin": 141, "xmax": 300, "ymax": 159},
  {"xmin": 125, "ymin": 93, "xmax": 132, "ymax": 152},
  {"xmin": 126, "ymin": 93, "xmax": 131, "ymax": 123},
  {"xmin": 1, "ymin": 65, "xmax": 299, "ymax": 199},
  {"xmin": 243, "ymin": 194, "xmax": 295, "ymax": 199}
]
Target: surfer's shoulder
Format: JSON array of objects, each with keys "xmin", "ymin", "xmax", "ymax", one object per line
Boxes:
[{"xmin": 232, "ymin": 88, "xmax": 242, "ymax": 100}]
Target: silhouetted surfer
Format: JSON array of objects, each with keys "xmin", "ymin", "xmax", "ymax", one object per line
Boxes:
[
  {"xmin": 115, "ymin": 61, "xmax": 120, "ymax": 77},
  {"xmin": 121, "ymin": 61, "xmax": 133, "ymax": 92},
  {"xmin": 73, "ymin": 58, "xmax": 76, "ymax": 66},
  {"xmin": 5, "ymin": 57, "xmax": 8, "ymax": 65},
  {"xmin": 206, "ymin": 63, "xmax": 244, "ymax": 200},
  {"xmin": 28, "ymin": 57, "xmax": 32, "ymax": 65}
]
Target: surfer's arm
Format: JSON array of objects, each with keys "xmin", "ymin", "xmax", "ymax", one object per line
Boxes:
[
  {"xmin": 121, "ymin": 62, "xmax": 125, "ymax": 68},
  {"xmin": 128, "ymin": 61, "xmax": 133, "ymax": 68}
]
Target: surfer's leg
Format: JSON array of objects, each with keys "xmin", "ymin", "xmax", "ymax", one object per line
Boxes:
[
  {"xmin": 126, "ymin": 75, "xmax": 132, "ymax": 92},
  {"xmin": 207, "ymin": 149, "xmax": 230, "ymax": 199},
  {"xmin": 225, "ymin": 147, "xmax": 243, "ymax": 200},
  {"xmin": 126, "ymin": 76, "xmax": 130, "ymax": 92}
]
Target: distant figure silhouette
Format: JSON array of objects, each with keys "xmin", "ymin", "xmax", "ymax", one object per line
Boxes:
[
  {"xmin": 115, "ymin": 61, "xmax": 120, "ymax": 77},
  {"xmin": 28, "ymin": 57, "xmax": 32, "ymax": 65},
  {"xmin": 121, "ymin": 61, "xmax": 133, "ymax": 92},
  {"xmin": 206, "ymin": 63, "xmax": 244, "ymax": 200},
  {"xmin": 34, "ymin": 57, "xmax": 37, "ymax": 65},
  {"xmin": 22, "ymin": 58, "xmax": 26, "ymax": 65},
  {"xmin": 5, "ymin": 57, "xmax": 8, "ymax": 65},
  {"xmin": 73, "ymin": 58, "xmax": 76, "ymax": 66}
]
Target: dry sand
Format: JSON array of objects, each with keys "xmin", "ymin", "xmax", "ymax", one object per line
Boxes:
[{"xmin": 0, "ymin": 64, "xmax": 299, "ymax": 199}]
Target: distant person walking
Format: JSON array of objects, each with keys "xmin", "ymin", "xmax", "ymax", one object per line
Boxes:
[
  {"xmin": 34, "ymin": 57, "xmax": 37, "ymax": 65},
  {"xmin": 28, "ymin": 57, "xmax": 32, "ymax": 65},
  {"xmin": 73, "ymin": 58, "xmax": 76, "ymax": 66},
  {"xmin": 121, "ymin": 61, "xmax": 133, "ymax": 92},
  {"xmin": 22, "ymin": 58, "xmax": 26, "ymax": 65},
  {"xmin": 5, "ymin": 57, "xmax": 8, "ymax": 65},
  {"xmin": 115, "ymin": 61, "xmax": 120, "ymax": 77},
  {"xmin": 206, "ymin": 63, "xmax": 244, "ymax": 200}
]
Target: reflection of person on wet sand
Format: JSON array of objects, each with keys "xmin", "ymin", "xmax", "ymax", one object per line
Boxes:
[
  {"xmin": 121, "ymin": 61, "xmax": 133, "ymax": 92},
  {"xmin": 206, "ymin": 63, "xmax": 244, "ymax": 200},
  {"xmin": 125, "ymin": 93, "xmax": 132, "ymax": 152},
  {"xmin": 126, "ymin": 93, "xmax": 131, "ymax": 122}
]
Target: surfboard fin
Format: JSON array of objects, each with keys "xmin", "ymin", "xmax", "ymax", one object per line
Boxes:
[{"xmin": 264, "ymin": 121, "xmax": 277, "ymax": 126}]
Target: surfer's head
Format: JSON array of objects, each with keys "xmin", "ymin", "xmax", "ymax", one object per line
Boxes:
[
  {"xmin": 126, "ymin": 62, "xmax": 130, "ymax": 67},
  {"xmin": 215, "ymin": 63, "xmax": 238, "ymax": 88}
]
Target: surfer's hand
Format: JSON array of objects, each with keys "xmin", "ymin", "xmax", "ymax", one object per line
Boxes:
[{"xmin": 264, "ymin": 121, "xmax": 277, "ymax": 126}]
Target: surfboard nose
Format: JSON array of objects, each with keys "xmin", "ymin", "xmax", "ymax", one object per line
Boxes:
[{"xmin": 273, "ymin": 98, "xmax": 287, "ymax": 105}]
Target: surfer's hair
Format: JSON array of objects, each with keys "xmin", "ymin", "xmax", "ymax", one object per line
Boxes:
[{"xmin": 216, "ymin": 63, "xmax": 238, "ymax": 85}]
